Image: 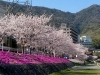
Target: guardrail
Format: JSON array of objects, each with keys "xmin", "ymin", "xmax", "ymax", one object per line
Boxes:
[{"xmin": 0, "ymin": 45, "xmax": 21, "ymax": 53}]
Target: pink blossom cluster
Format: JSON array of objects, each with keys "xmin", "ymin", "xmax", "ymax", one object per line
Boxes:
[
  {"xmin": 0, "ymin": 14, "xmax": 87, "ymax": 60},
  {"xmin": 0, "ymin": 51, "xmax": 71, "ymax": 65}
]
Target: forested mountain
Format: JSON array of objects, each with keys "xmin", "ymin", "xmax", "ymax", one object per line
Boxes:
[
  {"xmin": 0, "ymin": 1, "xmax": 100, "ymax": 48},
  {"xmin": 74, "ymin": 5, "xmax": 100, "ymax": 48},
  {"xmin": 0, "ymin": 1, "xmax": 75, "ymax": 28}
]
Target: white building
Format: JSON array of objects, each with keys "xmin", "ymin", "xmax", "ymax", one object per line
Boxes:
[{"xmin": 78, "ymin": 36, "xmax": 92, "ymax": 48}]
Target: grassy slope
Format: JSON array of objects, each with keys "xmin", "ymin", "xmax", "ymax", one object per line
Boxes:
[{"xmin": 49, "ymin": 68, "xmax": 100, "ymax": 75}]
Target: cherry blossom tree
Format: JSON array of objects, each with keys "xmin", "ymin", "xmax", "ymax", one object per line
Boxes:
[
  {"xmin": 0, "ymin": 14, "xmax": 52, "ymax": 53},
  {"xmin": 74, "ymin": 44, "xmax": 88, "ymax": 60},
  {"xmin": 0, "ymin": 14, "xmax": 87, "ymax": 60}
]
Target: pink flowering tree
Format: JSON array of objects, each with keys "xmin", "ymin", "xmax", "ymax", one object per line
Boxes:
[
  {"xmin": 74, "ymin": 44, "xmax": 88, "ymax": 60},
  {"xmin": 0, "ymin": 14, "xmax": 52, "ymax": 53},
  {"xmin": 0, "ymin": 14, "xmax": 87, "ymax": 60}
]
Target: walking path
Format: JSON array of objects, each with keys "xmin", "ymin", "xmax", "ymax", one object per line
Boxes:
[
  {"xmin": 72, "ymin": 65, "xmax": 100, "ymax": 69},
  {"xmin": 69, "ymin": 59, "xmax": 100, "ymax": 69}
]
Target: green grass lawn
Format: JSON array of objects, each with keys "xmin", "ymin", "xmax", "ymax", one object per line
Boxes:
[{"xmin": 49, "ymin": 68, "xmax": 100, "ymax": 75}]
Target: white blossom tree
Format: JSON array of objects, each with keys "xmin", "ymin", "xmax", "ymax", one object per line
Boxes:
[
  {"xmin": 0, "ymin": 14, "xmax": 52, "ymax": 53},
  {"xmin": 0, "ymin": 14, "xmax": 87, "ymax": 60}
]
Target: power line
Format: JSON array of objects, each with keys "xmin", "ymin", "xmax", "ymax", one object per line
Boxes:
[{"xmin": 5, "ymin": 0, "xmax": 32, "ymax": 15}]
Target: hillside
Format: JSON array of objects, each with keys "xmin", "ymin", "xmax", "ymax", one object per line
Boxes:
[
  {"xmin": 74, "ymin": 5, "xmax": 100, "ymax": 48},
  {"xmin": 0, "ymin": 1, "xmax": 6, "ymax": 17},
  {"xmin": 0, "ymin": 1, "xmax": 75, "ymax": 28},
  {"xmin": 0, "ymin": 8, "xmax": 5, "ymax": 17},
  {"xmin": 0, "ymin": 1, "xmax": 100, "ymax": 48},
  {"xmin": 74, "ymin": 5, "xmax": 100, "ymax": 36}
]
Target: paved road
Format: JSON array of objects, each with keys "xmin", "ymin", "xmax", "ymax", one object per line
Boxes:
[{"xmin": 72, "ymin": 65, "xmax": 100, "ymax": 69}]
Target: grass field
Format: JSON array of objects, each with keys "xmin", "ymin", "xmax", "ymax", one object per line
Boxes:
[{"xmin": 49, "ymin": 68, "xmax": 100, "ymax": 75}]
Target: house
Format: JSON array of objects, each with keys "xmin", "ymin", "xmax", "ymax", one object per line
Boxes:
[{"xmin": 78, "ymin": 35, "xmax": 92, "ymax": 48}]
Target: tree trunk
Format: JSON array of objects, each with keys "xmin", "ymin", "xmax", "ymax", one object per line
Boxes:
[
  {"xmin": 29, "ymin": 48, "xmax": 31, "ymax": 54},
  {"xmin": 22, "ymin": 45, "xmax": 24, "ymax": 54},
  {"xmin": 53, "ymin": 50, "xmax": 56, "ymax": 57}
]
